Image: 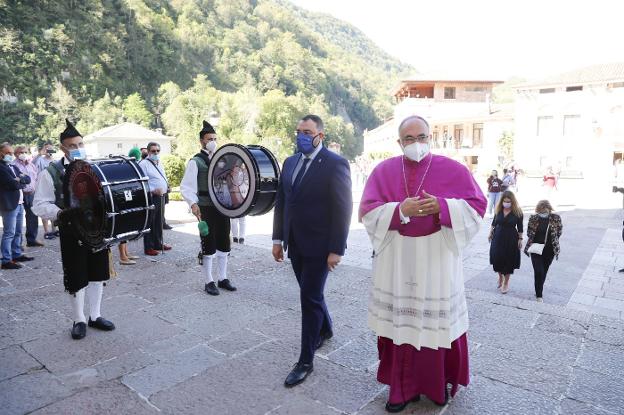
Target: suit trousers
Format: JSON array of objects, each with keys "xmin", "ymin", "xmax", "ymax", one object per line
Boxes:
[
  {"xmin": 22, "ymin": 193, "xmax": 39, "ymax": 244},
  {"xmin": 144, "ymin": 194, "xmax": 163, "ymax": 251},
  {"xmin": 288, "ymin": 240, "xmax": 332, "ymax": 364}
]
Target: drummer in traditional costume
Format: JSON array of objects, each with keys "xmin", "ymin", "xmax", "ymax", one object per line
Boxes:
[
  {"xmin": 180, "ymin": 121, "xmax": 236, "ymax": 296},
  {"xmin": 359, "ymin": 115, "xmax": 486, "ymax": 411},
  {"xmin": 32, "ymin": 119, "xmax": 115, "ymax": 340}
]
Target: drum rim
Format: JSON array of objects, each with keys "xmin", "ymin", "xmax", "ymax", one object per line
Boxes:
[
  {"xmin": 64, "ymin": 157, "xmax": 152, "ymax": 251},
  {"xmin": 208, "ymin": 144, "xmax": 260, "ymax": 218}
]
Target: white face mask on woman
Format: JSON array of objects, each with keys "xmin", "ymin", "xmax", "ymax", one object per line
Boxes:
[
  {"xmin": 502, "ymin": 202, "xmax": 512, "ymax": 209},
  {"xmin": 402, "ymin": 142, "xmax": 430, "ymax": 162}
]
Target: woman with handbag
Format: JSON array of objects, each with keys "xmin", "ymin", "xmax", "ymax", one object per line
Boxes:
[
  {"xmin": 488, "ymin": 191, "xmax": 523, "ymax": 294},
  {"xmin": 524, "ymin": 200, "xmax": 562, "ymax": 302}
]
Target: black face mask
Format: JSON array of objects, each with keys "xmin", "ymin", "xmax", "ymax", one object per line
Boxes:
[{"xmin": 141, "ymin": 153, "xmax": 148, "ymax": 159}]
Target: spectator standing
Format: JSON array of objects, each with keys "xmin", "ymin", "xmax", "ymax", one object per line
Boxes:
[
  {"xmin": 12, "ymin": 146, "xmax": 43, "ymax": 247},
  {"xmin": 138, "ymin": 142, "xmax": 171, "ymax": 256},
  {"xmin": 486, "ymin": 170, "xmax": 503, "ymax": 216},
  {"xmin": 501, "ymin": 168, "xmax": 515, "ymax": 192},
  {"xmin": 489, "ymin": 190, "xmax": 523, "ymax": 294},
  {"xmin": 33, "ymin": 143, "xmax": 57, "ymax": 240},
  {"xmin": 0, "ymin": 142, "xmax": 34, "ymax": 269},
  {"xmin": 524, "ymin": 200, "xmax": 562, "ymax": 302}
]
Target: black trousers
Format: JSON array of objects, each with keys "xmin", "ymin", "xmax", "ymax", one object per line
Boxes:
[
  {"xmin": 144, "ymin": 194, "xmax": 163, "ymax": 251},
  {"xmin": 199, "ymin": 205, "xmax": 230, "ymax": 255},
  {"xmin": 59, "ymin": 225, "xmax": 110, "ymax": 294},
  {"xmin": 288, "ymin": 240, "xmax": 332, "ymax": 364},
  {"xmin": 531, "ymin": 253, "xmax": 554, "ymax": 298},
  {"xmin": 22, "ymin": 193, "xmax": 39, "ymax": 244}
]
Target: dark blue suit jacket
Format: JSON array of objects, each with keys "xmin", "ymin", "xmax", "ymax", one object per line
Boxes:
[
  {"xmin": 272, "ymin": 147, "xmax": 352, "ymax": 256},
  {"xmin": 0, "ymin": 161, "xmax": 30, "ymax": 211}
]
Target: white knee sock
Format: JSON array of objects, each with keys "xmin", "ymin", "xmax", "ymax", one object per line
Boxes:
[
  {"xmin": 203, "ymin": 255, "xmax": 215, "ymax": 283},
  {"xmin": 231, "ymin": 219, "xmax": 239, "ymax": 238},
  {"xmin": 239, "ymin": 217, "xmax": 246, "ymax": 239},
  {"xmin": 86, "ymin": 282, "xmax": 103, "ymax": 320},
  {"xmin": 71, "ymin": 288, "xmax": 86, "ymax": 323},
  {"xmin": 216, "ymin": 250, "xmax": 228, "ymax": 281}
]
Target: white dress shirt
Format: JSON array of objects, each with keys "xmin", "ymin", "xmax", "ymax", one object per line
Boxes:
[
  {"xmin": 32, "ymin": 158, "xmax": 69, "ymax": 220},
  {"xmin": 180, "ymin": 150, "xmax": 211, "ymax": 208},
  {"xmin": 139, "ymin": 158, "xmax": 168, "ymax": 193}
]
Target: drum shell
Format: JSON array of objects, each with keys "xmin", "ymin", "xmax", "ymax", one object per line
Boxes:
[
  {"xmin": 64, "ymin": 157, "xmax": 152, "ymax": 251},
  {"xmin": 207, "ymin": 144, "xmax": 280, "ymax": 218}
]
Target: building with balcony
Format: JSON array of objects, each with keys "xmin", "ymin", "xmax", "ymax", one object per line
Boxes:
[
  {"xmin": 514, "ymin": 62, "xmax": 624, "ymax": 204},
  {"xmin": 363, "ymin": 75, "xmax": 510, "ymax": 173}
]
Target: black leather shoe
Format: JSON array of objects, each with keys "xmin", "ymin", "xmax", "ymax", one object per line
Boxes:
[
  {"xmin": 163, "ymin": 223, "xmax": 173, "ymax": 230},
  {"xmin": 284, "ymin": 362, "xmax": 313, "ymax": 387},
  {"xmin": 217, "ymin": 279, "xmax": 237, "ymax": 291},
  {"xmin": 233, "ymin": 237, "xmax": 239, "ymax": 243},
  {"xmin": 1, "ymin": 261, "xmax": 21, "ymax": 269},
  {"xmin": 238, "ymin": 238, "xmax": 244, "ymax": 244},
  {"xmin": 27, "ymin": 242, "xmax": 44, "ymax": 247},
  {"xmin": 13, "ymin": 255, "xmax": 34, "ymax": 262},
  {"xmin": 385, "ymin": 396, "xmax": 420, "ymax": 413},
  {"xmin": 205, "ymin": 282, "xmax": 220, "ymax": 296},
  {"xmin": 88, "ymin": 317, "xmax": 115, "ymax": 331},
  {"xmin": 433, "ymin": 388, "xmax": 449, "ymax": 406},
  {"xmin": 71, "ymin": 322, "xmax": 87, "ymax": 339}
]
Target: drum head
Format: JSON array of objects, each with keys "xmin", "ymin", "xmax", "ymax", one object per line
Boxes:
[
  {"xmin": 64, "ymin": 160, "xmax": 107, "ymax": 246},
  {"xmin": 207, "ymin": 144, "xmax": 280, "ymax": 217}
]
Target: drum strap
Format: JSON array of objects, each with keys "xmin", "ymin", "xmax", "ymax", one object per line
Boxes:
[{"xmin": 145, "ymin": 159, "xmax": 169, "ymax": 186}]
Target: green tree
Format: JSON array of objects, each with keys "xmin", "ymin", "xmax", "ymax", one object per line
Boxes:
[
  {"xmin": 162, "ymin": 154, "xmax": 186, "ymax": 188},
  {"xmin": 498, "ymin": 131, "xmax": 514, "ymax": 166},
  {"xmin": 78, "ymin": 90, "xmax": 123, "ymax": 134},
  {"xmin": 122, "ymin": 93, "xmax": 152, "ymax": 126}
]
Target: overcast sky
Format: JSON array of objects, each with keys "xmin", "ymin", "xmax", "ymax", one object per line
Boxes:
[{"xmin": 290, "ymin": 0, "xmax": 624, "ymax": 81}]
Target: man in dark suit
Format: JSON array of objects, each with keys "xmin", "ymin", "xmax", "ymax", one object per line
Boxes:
[
  {"xmin": 0, "ymin": 142, "xmax": 33, "ymax": 269},
  {"xmin": 272, "ymin": 114, "xmax": 352, "ymax": 387}
]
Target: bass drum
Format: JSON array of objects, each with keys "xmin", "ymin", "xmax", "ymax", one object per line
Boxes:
[
  {"xmin": 207, "ymin": 144, "xmax": 280, "ymax": 218},
  {"xmin": 63, "ymin": 157, "xmax": 153, "ymax": 251}
]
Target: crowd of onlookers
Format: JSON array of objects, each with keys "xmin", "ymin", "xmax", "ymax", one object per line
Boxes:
[{"xmin": 1, "ymin": 141, "xmax": 247, "ymax": 270}]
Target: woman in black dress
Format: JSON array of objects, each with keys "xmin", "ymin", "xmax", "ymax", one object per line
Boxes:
[
  {"xmin": 524, "ymin": 200, "xmax": 562, "ymax": 302},
  {"xmin": 488, "ymin": 191, "xmax": 523, "ymax": 294}
]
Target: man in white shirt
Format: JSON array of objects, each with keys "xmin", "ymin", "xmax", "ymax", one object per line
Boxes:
[
  {"xmin": 139, "ymin": 142, "xmax": 171, "ymax": 256},
  {"xmin": 180, "ymin": 121, "xmax": 236, "ymax": 296},
  {"xmin": 32, "ymin": 119, "xmax": 115, "ymax": 340}
]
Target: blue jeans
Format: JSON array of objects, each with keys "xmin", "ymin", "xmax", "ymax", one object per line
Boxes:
[
  {"xmin": 487, "ymin": 192, "xmax": 501, "ymax": 214},
  {"xmin": 1, "ymin": 204, "xmax": 24, "ymax": 264}
]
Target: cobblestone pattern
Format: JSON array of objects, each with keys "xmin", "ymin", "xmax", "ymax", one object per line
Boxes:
[{"xmin": 1, "ymin": 205, "xmax": 623, "ymax": 414}]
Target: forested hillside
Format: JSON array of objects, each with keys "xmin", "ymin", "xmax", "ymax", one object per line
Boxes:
[{"xmin": 0, "ymin": 0, "xmax": 411, "ymax": 160}]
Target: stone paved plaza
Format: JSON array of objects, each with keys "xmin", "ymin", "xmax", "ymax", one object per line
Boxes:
[{"xmin": 1, "ymin": 202, "xmax": 624, "ymax": 414}]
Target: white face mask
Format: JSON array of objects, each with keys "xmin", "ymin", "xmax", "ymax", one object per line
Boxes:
[
  {"xmin": 402, "ymin": 142, "xmax": 430, "ymax": 162},
  {"xmin": 18, "ymin": 154, "xmax": 28, "ymax": 161},
  {"xmin": 503, "ymin": 202, "xmax": 512, "ymax": 209},
  {"xmin": 205, "ymin": 141, "xmax": 217, "ymax": 153}
]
